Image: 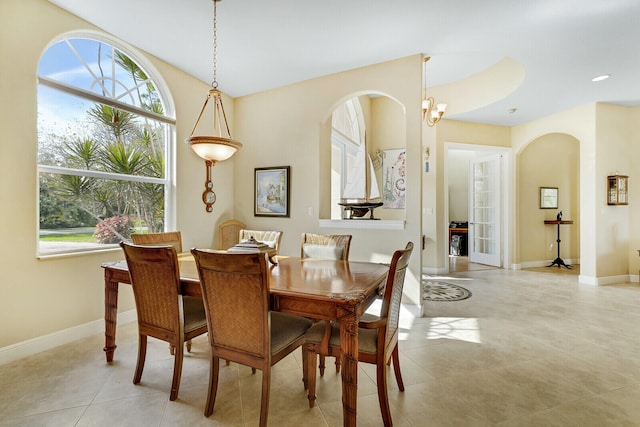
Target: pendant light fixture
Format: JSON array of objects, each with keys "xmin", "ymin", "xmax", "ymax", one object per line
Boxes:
[
  {"xmin": 422, "ymin": 56, "xmax": 447, "ymax": 127},
  {"xmin": 186, "ymin": 0, "xmax": 242, "ymax": 212}
]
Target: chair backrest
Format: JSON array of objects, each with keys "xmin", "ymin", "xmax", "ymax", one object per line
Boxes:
[
  {"xmin": 131, "ymin": 231, "xmax": 182, "ymax": 253},
  {"xmin": 218, "ymin": 219, "xmax": 246, "ymax": 250},
  {"xmin": 379, "ymin": 241, "xmax": 414, "ymax": 359},
  {"xmin": 239, "ymin": 229, "xmax": 283, "ymax": 253},
  {"xmin": 120, "ymin": 242, "xmax": 182, "ymax": 336},
  {"xmin": 191, "ymin": 249, "xmax": 270, "ymax": 366},
  {"xmin": 301, "ymin": 233, "xmax": 352, "ymax": 260}
]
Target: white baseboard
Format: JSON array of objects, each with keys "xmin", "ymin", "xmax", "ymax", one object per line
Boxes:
[
  {"xmin": 0, "ymin": 310, "xmax": 137, "ymax": 366},
  {"xmin": 581, "ymin": 274, "xmax": 635, "ymax": 286}
]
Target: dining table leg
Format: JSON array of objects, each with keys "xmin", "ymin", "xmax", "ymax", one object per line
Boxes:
[
  {"xmin": 103, "ymin": 270, "xmax": 120, "ymax": 363},
  {"xmin": 338, "ymin": 305, "xmax": 359, "ymax": 427}
]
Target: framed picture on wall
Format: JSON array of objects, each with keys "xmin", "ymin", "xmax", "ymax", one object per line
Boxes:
[
  {"xmin": 381, "ymin": 149, "xmax": 406, "ymax": 208},
  {"xmin": 539, "ymin": 187, "xmax": 558, "ymax": 209},
  {"xmin": 254, "ymin": 166, "xmax": 290, "ymax": 217}
]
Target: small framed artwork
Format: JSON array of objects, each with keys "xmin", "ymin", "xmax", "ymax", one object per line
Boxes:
[
  {"xmin": 381, "ymin": 149, "xmax": 406, "ymax": 209},
  {"xmin": 539, "ymin": 187, "xmax": 558, "ymax": 209},
  {"xmin": 254, "ymin": 166, "xmax": 290, "ymax": 217}
]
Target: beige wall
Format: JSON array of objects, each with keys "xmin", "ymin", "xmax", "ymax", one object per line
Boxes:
[
  {"xmin": 511, "ymin": 103, "xmax": 639, "ymax": 282},
  {"xmin": 447, "ymin": 150, "xmax": 472, "ymax": 222},
  {"xmin": 631, "ymin": 109, "xmax": 640, "ymax": 279},
  {"xmin": 370, "ymin": 95, "xmax": 406, "ymax": 221},
  {"xmin": 232, "ymin": 55, "xmax": 424, "ymax": 304},
  {"xmin": 594, "ymin": 104, "xmax": 632, "ymax": 278},
  {"xmin": 517, "ymin": 134, "xmax": 580, "ymax": 264},
  {"xmin": 0, "ymin": 0, "xmax": 234, "ymax": 348}
]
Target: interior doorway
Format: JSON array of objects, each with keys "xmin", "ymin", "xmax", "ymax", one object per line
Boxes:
[{"xmin": 445, "ymin": 142, "xmax": 512, "ymax": 273}]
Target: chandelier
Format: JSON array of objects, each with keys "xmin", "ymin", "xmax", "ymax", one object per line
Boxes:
[
  {"xmin": 422, "ymin": 56, "xmax": 447, "ymax": 127},
  {"xmin": 186, "ymin": 0, "xmax": 242, "ymax": 212}
]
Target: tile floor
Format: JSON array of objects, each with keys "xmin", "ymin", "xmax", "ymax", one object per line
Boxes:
[{"xmin": 2, "ymin": 266, "xmax": 640, "ymax": 426}]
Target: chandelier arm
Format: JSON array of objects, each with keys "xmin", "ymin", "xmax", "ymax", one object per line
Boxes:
[
  {"xmin": 218, "ymin": 97, "xmax": 232, "ymax": 137},
  {"xmin": 190, "ymin": 94, "xmax": 212, "ymax": 136}
]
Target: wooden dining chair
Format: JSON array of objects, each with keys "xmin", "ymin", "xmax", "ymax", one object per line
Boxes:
[
  {"xmin": 300, "ymin": 233, "xmax": 352, "ymax": 260},
  {"xmin": 131, "ymin": 231, "xmax": 182, "ymax": 252},
  {"xmin": 303, "ymin": 242, "xmax": 413, "ymax": 427},
  {"xmin": 130, "ymin": 231, "xmax": 191, "ymax": 355},
  {"xmin": 191, "ymin": 249, "xmax": 313, "ymax": 426},
  {"xmin": 120, "ymin": 242, "xmax": 208, "ymax": 401},
  {"xmin": 218, "ymin": 219, "xmax": 246, "ymax": 250},
  {"xmin": 300, "ymin": 232, "xmax": 353, "ymax": 374}
]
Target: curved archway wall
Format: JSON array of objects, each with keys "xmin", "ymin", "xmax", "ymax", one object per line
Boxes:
[
  {"xmin": 327, "ymin": 93, "xmax": 406, "ymax": 221},
  {"xmin": 517, "ymin": 134, "xmax": 580, "ymax": 267},
  {"xmin": 512, "ymin": 103, "xmax": 636, "ymax": 284},
  {"xmin": 234, "ymin": 55, "xmax": 423, "ymax": 304}
]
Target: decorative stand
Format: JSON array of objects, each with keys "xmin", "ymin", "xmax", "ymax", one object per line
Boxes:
[
  {"xmin": 338, "ymin": 202, "xmax": 383, "ymax": 220},
  {"xmin": 544, "ymin": 220, "xmax": 574, "ymax": 268}
]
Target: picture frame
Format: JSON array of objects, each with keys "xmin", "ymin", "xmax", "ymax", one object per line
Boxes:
[
  {"xmin": 381, "ymin": 148, "xmax": 406, "ymax": 209},
  {"xmin": 539, "ymin": 187, "xmax": 558, "ymax": 209},
  {"xmin": 254, "ymin": 166, "xmax": 290, "ymax": 217}
]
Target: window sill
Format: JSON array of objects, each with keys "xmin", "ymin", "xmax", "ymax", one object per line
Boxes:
[{"xmin": 319, "ymin": 219, "xmax": 405, "ymax": 230}]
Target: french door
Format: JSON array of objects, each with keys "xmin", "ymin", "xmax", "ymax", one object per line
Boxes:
[{"xmin": 468, "ymin": 153, "xmax": 502, "ymax": 267}]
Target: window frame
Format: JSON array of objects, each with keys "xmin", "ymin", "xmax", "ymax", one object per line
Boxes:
[
  {"xmin": 36, "ymin": 31, "xmax": 176, "ymax": 258},
  {"xmin": 330, "ymin": 98, "xmax": 364, "ymax": 219}
]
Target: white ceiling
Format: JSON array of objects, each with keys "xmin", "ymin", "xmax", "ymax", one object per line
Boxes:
[{"xmin": 50, "ymin": 0, "xmax": 640, "ymax": 126}]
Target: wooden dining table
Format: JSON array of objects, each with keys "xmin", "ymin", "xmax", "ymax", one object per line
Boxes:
[{"xmin": 101, "ymin": 253, "xmax": 389, "ymax": 427}]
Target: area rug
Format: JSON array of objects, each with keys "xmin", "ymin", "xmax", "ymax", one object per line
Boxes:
[{"xmin": 422, "ymin": 280, "xmax": 472, "ymax": 302}]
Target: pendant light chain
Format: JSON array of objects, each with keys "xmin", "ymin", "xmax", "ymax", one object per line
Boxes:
[{"xmin": 212, "ymin": 0, "xmax": 218, "ymax": 89}]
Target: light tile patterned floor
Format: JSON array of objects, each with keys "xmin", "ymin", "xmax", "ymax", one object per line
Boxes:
[{"xmin": 2, "ymin": 266, "xmax": 640, "ymax": 426}]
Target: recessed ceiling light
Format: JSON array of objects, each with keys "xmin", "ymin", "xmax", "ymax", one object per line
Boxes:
[{"xmin": 592, "ymin": 74, "xmax": 610, "ymax": 82}]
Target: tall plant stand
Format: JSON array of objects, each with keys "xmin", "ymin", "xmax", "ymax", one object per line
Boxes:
[{"xmin": 544, "ymin": 220, "xmax": 574, "ymax": 269}]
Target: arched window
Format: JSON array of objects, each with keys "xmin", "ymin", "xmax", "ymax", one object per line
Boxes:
[
  {"xmin": 37, "ymin": 34, "xmax": 175, "ymax": 256},
  {"xmin": 330, "ymin": 98, "xmax": 364, "ymax": 219}
]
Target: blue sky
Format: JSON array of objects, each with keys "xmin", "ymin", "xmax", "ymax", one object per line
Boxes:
[{"xmin": 37, "ymin": 37, "xmax": 159, "ymax": 141}]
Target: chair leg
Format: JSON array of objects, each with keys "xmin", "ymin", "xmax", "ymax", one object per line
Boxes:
[
  {"xmin": 319, "ymin": 355, "xmax": 326, "ymax": 376},
  {"xmin": 133, "ymin": 334, "xmax": 147, "ymax": 384},
  {"xmin": 376, "ymin": 356, "xmax": 392, "ymax": 427},
  {"xmin": 204, "ymin": 357, "xmax": 220, "ymax": 417},
  {"xmin": 302, "ymin": 345, "xmax": 309, "ymax": 390},
  {"xmin": 169, "ymin": 340, "xmax": 184, "ymax": 401},
  {"xmin": 259, "ymin": 368, "xmax": 271, "ymax": 427},
  {"xmin": 391, "ymin": 344, "xmax": 405, "ymax": 391},
  {"xmin": 169, "ymin": 343, "xmax": 175, "ymax": 356},
  {"xmin": 186, "ymin": 339, "xmax": 192, "ymax": 353},
  {"xmin": 306, "ymin": 347, "xmax": 317, "ymax": 408},
  {"xmin": 319, "ymin": 355, "xmax": 342, "ymax": 374}
]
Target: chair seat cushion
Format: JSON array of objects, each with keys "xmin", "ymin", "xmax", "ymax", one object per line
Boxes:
[
  {"xmin": 306, "ymin": 319, "xmax": 379, "ymax": 354},
  {"xmin": 302, "ymin": 244, "xmax": 344, "ymax": 260},
  {"xmin": 270, "ymin": 312, "xmax": 313, "ymax": 354},
  {"xmin": 183, "ymin": 296, "xmax": 207, "ymax": 333}
]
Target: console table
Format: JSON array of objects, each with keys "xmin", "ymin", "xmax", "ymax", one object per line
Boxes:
[{"xmin": 544, "ymin": 220, "xmax": 574, "ymax": 268}]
